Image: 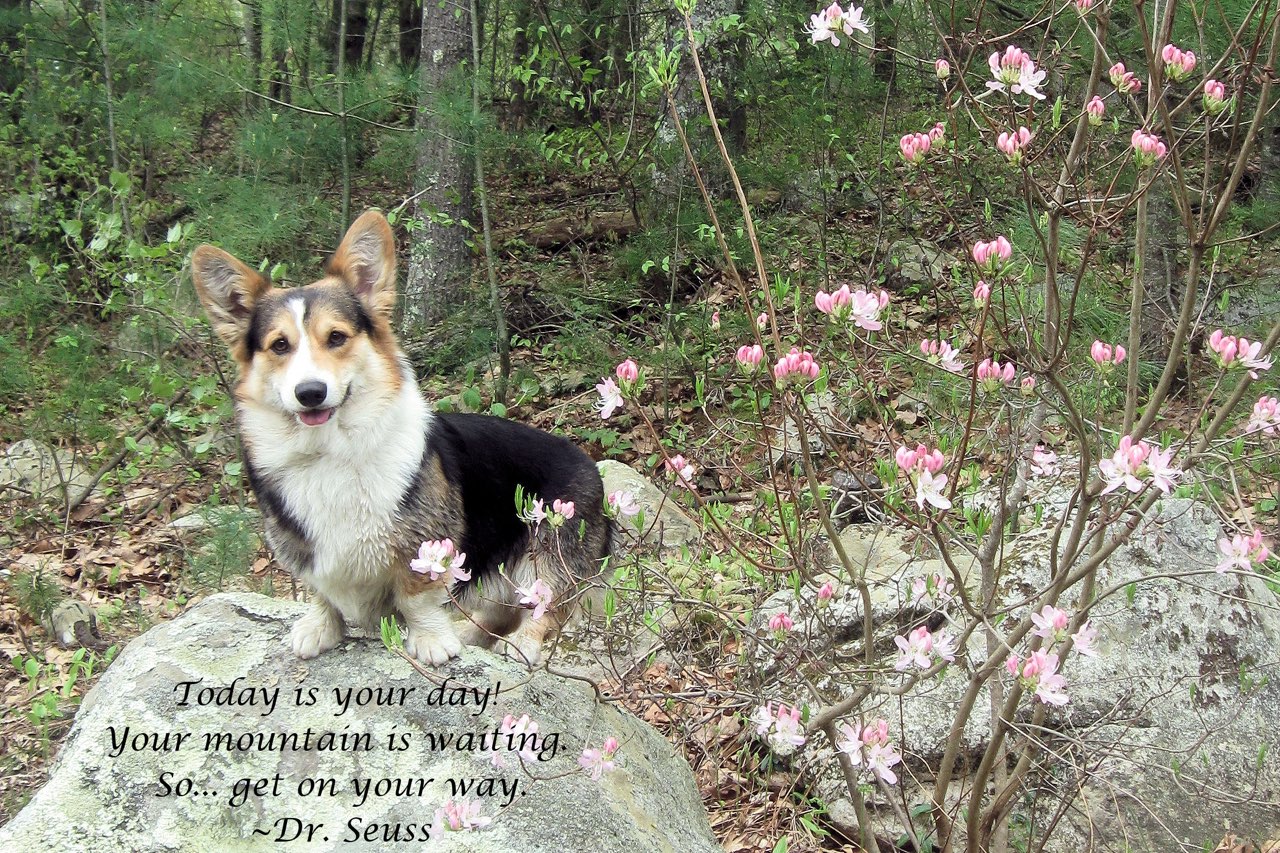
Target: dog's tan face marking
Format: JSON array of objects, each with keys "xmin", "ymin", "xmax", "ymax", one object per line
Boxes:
[{"xmin": 191, "ymin": 211, "xmax": 404, "ymax": 428}]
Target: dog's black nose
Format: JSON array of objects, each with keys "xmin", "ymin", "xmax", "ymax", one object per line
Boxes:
[{"xmin": 294, "ymin": 381, "xmax": 328, "ymax": 408}]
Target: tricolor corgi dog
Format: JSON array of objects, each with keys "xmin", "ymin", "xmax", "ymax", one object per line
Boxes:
[{"xmin": 191, "ymin": 210, "xmax": 609, "ymax": 666}]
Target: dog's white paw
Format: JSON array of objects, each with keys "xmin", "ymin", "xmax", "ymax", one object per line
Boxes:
[
  {"xmin": 290, "ymin": 606, "xmax": 344, "ymax": 659},
  {"xmin": 404, "ymin": 625, "xmax": 463, "ymax": 666}
]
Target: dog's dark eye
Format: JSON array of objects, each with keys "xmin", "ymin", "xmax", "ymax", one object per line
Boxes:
[
  {"xmin": 270, "ymin": 338, "xmax": 290, "ymax": 355},
  {"xmin": 327, "ymin": 331, "xmax": 348, "ymax": 348}
]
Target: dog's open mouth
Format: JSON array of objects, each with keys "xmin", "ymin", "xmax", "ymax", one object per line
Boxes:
[{"xmin": 297, "ymin": 408, "xmax": 335, "ymax": 427}]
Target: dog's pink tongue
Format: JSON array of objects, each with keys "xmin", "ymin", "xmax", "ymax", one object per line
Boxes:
[{"xmin": 298, "ymin": 409, "xmax": 333, "ymax": 427}]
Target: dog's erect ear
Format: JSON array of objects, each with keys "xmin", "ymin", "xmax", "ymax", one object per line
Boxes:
[
  {"xmin": 190, "ymin": 246, "xmax": 272, "ymax": 347},
  {"xmin": 327, "ymin": 210, "xmax": 397, "ymax": 318}
]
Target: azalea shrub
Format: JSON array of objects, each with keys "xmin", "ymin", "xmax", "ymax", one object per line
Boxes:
[{"xmin": 582, "ymin": 0, "xmax": 1279, "ymax": 849}]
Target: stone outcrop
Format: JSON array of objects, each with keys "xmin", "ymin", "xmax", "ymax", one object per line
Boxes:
[{"xmin": 0, "ymin": 593, "xmax": 720, "ymax": 853}]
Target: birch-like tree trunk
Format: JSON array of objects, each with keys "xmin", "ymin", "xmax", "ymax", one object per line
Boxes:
[{"xmin": 402, "ymin": 0, "xmax": 474, "ymax": 332}]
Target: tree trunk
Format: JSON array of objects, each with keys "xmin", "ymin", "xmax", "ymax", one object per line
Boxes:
[
  {"xmin": 324, "ymin": 0, "xmax": 368, "ymax": 72},
  {"xmin": 397, "ymin": 0, "xmax": 420, "ymax": 67},
  {"xmin": 2, "ymin": 0, "xmax": 26, "ymax": 98},
  {"xmin": 243, "ymin": 0, "xmax": 263, "ymax": 94},
  {"xmin": 365, "ymin": 0, "xmax": 384, "ymax": 68},
  {"xmin": 507, "ymin": 0, "xmax": 531, "ymax": 129},
  {"xmin": 402, "ymin": 0, "xmax": 475, "ymax": 331}
]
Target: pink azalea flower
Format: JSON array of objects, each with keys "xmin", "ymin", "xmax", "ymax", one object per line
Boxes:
[
  {"xmin": 933, "ymin": 629, "xmax": 958, "ymax": 662},
  {"xmin": 1131, "ymin": 129, "xmax": 1167, "ymax": 168},
  {"xmin": 736, "ymin": 343, "xmax": 764, "ymax": 373},
  {"xmin": 578, "ymin": 736, "xmax": 620, "ymax": 780},
  {"xmin": 1099, "ymin": 435, "xmax": 1179, "ymax": 495},
  {"xmin": 710, "ymin": 310, "xmax": 720, "ymax": 331},
  {"xmin": 835, "ymin": 718, "xmax": 901, "ymax": 784},
  {"xmin": 606, "ymin": 489, "xmax": 641, "ymax": 518},
  {"xmin": 409, "ymin": 538, "xmax": 470, "ymax": 582},
  {"xmin": 550, "ymin": 499, "xmax": 575, "ymax": 524},
  {"xmin": 516, "ymin": 578, "xmax": 554, "ymax": 620},
  {"xmin": 754, "ymin": 702, "xmax": 806, "ymax": 753},
  {"xmin": 1246, "ymin": 395, "xmax": 1280, "ymax": 437},
  {"xmin": 1161, "ymin": 43, "xmax": 1196, "ymax": 82},
  {"xmin": 596, "ymin": 377, "xmax": 623, "ymax": 419},
  {"xmin": 500, "ymin": 713, "xmax": 542, "ymax": 763},
  {"xmin": 1020, "ymin": 375, "xmax": 1037, "ymax": 396},
  {"xmin": 900, "ymin": 132, "xmax": 932, "ymax": 166},
  {"xmin": 1031, "ymin": 605, "xmax": 1071, "ymax": 642},
  {"xmin": 997, "ymin": 126, "xmax": 1033, "ymax": 165},
  {"xmin": 849, "ymin": 288, "xmax": 890, "ymax": 331},
  {"xmin": 987, "ymin": 46, "xmax": 1046, "ymax": 100},
  {"xmin": 615, "ymin": 358, "xmax": 638, "ymax": 384},
  {"xmin": 972, "ymin": 236, "xmax": 1012, "ymax": 274},
  {"xmin": 1085, "ymin": 95, "xmax": 1106, "ymax": 126},
  {"xmin": 1010, "ymin": 650, "xmax": 1070, "ymax": 706},
  {"xmin": 756, "ymin": 311, "xmax": 769, "ymax": 330},
  {"xmin": 817, "ymin": 581, "xmax": 836, "ymax": 607},
  {"xmin": 929, "ymin": 121, "xmax": 946, "ymax": 143},
  {"xmin": 773, "ymin": 347, "xmax": 821, "ymax": 384},
  {"xmin": 1203, "ymin": 79, "xmax": 1229, "ymax": 115},
  {"xmin": 910, "ymin": 572, "xmax": 956, "ymax": 609},
  {"xmin": 769, "ymin": 612, "xmax": 794, "ymax": 633},
  {"xmin": 1090, "ymin": 340, "xmax": 1127, "ymax": 372},
  {"xmin": 434, "ymin": 799, "xmax": 492, "ymax": 832},
  {"xmin": 1108, "ymin": 62, "xmax": 1142, "ymax": 94},
  {"xmin": 1075, "ymin": 0, "xmax": 1093, "ymax": 13},
  {"xmin": 977, "ymin": 357, "xmax": 1016, "ymax": 392},
  {"xmin": 1215, "ymin": 530, "xmax": 1270, "ymax": 574},
  {"xmin": 1030, "ymin": 445, "xmax": 1059, "ymax": 477},
  {"xmin": 1072, "ymin": 621, "xmax": 1099, "ymax": 658},
  {"xmin": 522, "ymin": 497, "xmax": 548, "ymax": 527},
  {"xmin": 665, "ymin": 454, "xmax": 697, "ymax": 490},
  {"xmin": 973, "ymin": 280, "xmax": 991, "ymax": 307},
  {"xmin": 894, "ymin": 625, "xmax": 935, "ymax": 671},
  {"xmin": 806, "ymin": 3, "xmax": 870, "ymax": 46},
  {"xmin": 815, "ymin": 284, "xmax": 853, "ymax": 318},
  {"xmin": 920, "ymin": 339, "xmax": 964, "ymax": 373},
  {"xmin": 935, "ymin": 58, "xmax": 951, "ymax": 80}
]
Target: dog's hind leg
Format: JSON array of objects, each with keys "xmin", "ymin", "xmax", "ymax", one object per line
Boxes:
[{"xmin": 290, "ymin": 598, "xmax": 346, "ymax": 658}]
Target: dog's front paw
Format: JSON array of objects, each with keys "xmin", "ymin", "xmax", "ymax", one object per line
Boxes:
[
  {"xmin": 404, "ymin": 625, "xmax": 463, "ymax": 666},
  {"xmin": 291, "ymin": 605, "xmax": 345, "ymax": 659}
]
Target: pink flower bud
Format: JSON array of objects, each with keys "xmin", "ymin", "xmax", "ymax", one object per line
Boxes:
[
  {"xmin": 1021, "ymin": 375, "xmax": 1037, "ymax": 396},
  {"xmin": 615, "ymin": 359, "xmax": 639, "ymax": 383},
  {"xmin": 996, "ymin": 126, "xmax": 1033, "ymax": 164},
  {"xmin": 735, "ymin": 343, "xmax": 764, "ymax": 371},
  {"xmin": 973, "ymin": 280, "xmax": 991, "ymax": 307},
  {"xmin": 1161, "ymin": 44, "xmax": 1196, "ymax": 82},
  {"xmin": 1085, "ymin": 95, "xmax": 1105, "ymax": 126},
  {"xmin": 769, "ymin": 612, "xmax": 794, "ymax": 632},
  {"xmin": 900, "ymin": 132, "xmax": 932, "ymax": 166},
  {"xmin": 1075, "ymin": 0, "xmax": 1093, "ymax": 12},
  {"xmin": 1130, "ymin": 129, "xmax": 1167, "ymax": 167},
  {"xmin": 1108, "ymin": 62, "xmax": 1142, "ymax": 94},
  {"xmin": 1203, "ymin": 79, "xmax": 1229, "ymax": 115},
  {"xmin": 757, "ymin": 312, "xmax": 768, "ymax": 330},
  {"xmin": 710, "ymin": 310, "xmax": 720, "ymax": 331},
  {"xmin": 935, "ymin": 58, "xmax": 951, "ymax": 81}
]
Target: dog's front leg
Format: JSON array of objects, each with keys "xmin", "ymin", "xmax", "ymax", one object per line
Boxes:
[
  {"xmin": 290, "ymin": 597, "xmax": 346, "ymax": 658},
  {"xmin": 397, "ymin": 587, "xmax": 462, "ymax": 666}
]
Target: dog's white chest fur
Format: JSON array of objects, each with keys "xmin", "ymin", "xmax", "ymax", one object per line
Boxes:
[{"xmin": 244, "ymin": 384, "xmax": 429, "ymax": 624}]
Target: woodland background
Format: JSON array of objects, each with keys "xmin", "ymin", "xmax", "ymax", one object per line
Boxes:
[{"xmin": 2, "ymin": 0, "xmax": 1280, "ymax": 849}]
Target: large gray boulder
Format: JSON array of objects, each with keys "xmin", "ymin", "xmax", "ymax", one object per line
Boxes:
[
  {"xmin": 0, "ymin": 593, "xmax": 719, "ymax": 853},
  {"xmin": 808, "ymin": 500, "xmax": 1280, "ymax": 851}
]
